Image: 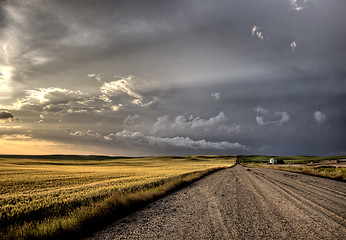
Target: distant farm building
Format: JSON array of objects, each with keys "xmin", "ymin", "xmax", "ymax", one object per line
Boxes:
[{"xmin": 270, "ymin": 158, "xmax": 275, "ymax": 164}]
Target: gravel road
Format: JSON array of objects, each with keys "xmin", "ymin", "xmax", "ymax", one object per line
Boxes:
[{"xmin": 86, "ymin": 165, "xmax": 346, "ymax": 240}]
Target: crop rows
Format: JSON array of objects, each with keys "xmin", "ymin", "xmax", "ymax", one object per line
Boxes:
[{"xmin": 0, "ymin": 155, "xmax": 234, "ymax": 239}]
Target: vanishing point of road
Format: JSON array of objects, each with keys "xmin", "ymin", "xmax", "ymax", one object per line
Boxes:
[{"xmin": 87, "ymin": 165, "xmax": 346, "ymax": 240}]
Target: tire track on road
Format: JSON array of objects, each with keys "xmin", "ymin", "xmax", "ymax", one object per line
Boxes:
[
  {"xmin": 252, "ymin": 170, "xmax": 346, "ymax": 224},
  {"xmin": 251, "ymin": 169, "xmax": 346, "ymax": 239}
]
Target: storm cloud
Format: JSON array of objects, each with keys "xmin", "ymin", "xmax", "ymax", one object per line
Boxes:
[
  {"xmin": 0, "ymin": 111, "xmax": 13, "ymax": 121},
  {"xmin": 0, "ymin": 0, "xmax": 345, "ymax": 156}
]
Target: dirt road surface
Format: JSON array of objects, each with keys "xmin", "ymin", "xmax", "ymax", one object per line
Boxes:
[{"xmin": 86, "ymin": 165, "xmax": 346, "ymax": 239}]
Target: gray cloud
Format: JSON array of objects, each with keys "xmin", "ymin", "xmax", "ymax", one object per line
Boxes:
[
  {"xmin": 4, "ymin": 74, "xmax": 161, "ymax": 115},
  {"xmin": 255, "ymin": 107, "xmax": 290, "ymax": 126},
  {"xmin": 0, "ymin": 111, "xmax": 14, "ymax": 121},
  {"xmin": 290, "ymin": 0, "xmax": 308, "ymax": 11},
  {"xmin": 104, "ymin": 130, "xmax": 248, "ymax": 151},
  {"xmin": 0, "ymin": 0, "xmax": 344, "ymax": 156},
  {"xmin": 211, "ymin": 92, "xmax": 221, "ymax": 100},
  {"xmin": 313, "ymin": 111, "xmax": 326, "ymax": 125},
  {"xmin": 150, "ymin": 112, "xmax": 240, "ymax": 136}
]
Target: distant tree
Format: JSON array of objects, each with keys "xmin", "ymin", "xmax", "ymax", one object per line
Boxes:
[{"xmin": 276, "ymin": 159, "xmax": 285, "ymax": 164}]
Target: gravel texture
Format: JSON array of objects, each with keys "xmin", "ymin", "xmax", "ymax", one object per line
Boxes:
[{"xmin": 86, "ymin": 165, "xmax": 346, "ymax": 240}]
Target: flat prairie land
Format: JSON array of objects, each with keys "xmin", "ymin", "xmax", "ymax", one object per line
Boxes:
[
  {"xmin": 238, "ymin": 155, "xmax": 346, "ymax": 180},
  {"xmin": 0, "ymin": 155, "xmax": 235, "ymax": 239}
]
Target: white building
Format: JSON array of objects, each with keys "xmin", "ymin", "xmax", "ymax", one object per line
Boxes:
[{"xmin": 270, "ymin": 158, "xmax": 275, "ymax": 164}]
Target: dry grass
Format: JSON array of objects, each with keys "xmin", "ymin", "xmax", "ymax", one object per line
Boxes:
[
  {"xmin": 243, "ymin": 163, "xmax": 345, "ymax": 181},
  {"xmin": 0, "ymin": 155, "xmax": 235, "ymax": 239}
]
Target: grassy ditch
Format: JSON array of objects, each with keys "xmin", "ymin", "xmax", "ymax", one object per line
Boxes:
[
  {"xmin": 0, "ymin": 155, "xmax": 234, "ymax": 240},
  {"xmin": 238, "ymin": 155, "xmax": 346, "ymax": 181},
  {"xmin": 258, "ymin": 165, "xmax": 345, "ymax": 181},
  {"xmin": 237, "ymin": 155, "xmax": 346, "ymax": 164}
]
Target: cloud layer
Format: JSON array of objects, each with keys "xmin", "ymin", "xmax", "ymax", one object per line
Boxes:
[{"xmin": 0, "ymin": 0, "xmax": 344, "ymax": 156}]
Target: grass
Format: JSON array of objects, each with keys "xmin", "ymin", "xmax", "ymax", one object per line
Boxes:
[
  {"xmin": 237, "ymin": 155, "xmax": 346, "ymax": 164},
  {"xmin": 239, "ymin": 155, "xmax": 346, "ymax": 181},
  {"xmin": 0, "ymin": 155, "xmax": 235, "ymax": 240}
]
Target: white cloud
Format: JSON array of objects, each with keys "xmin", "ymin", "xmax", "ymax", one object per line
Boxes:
[
  {"xmin": 274, "ymin": 111, "xmax": 290, "ymax": 125},
  {"xmin": 254, "ymin": 107, "xmax": 268, "ymax": 115},
  {"xmin": 211, "ymin": 92, "xmax": 221, "ymax": 100},
  {"xmin": 251, "ymin": 26, "xmax": 258, "ymax": 36},
  {"xmin": 88, "ymin": 73, "xmax": 102, "ymax": 82},
  {"xmin": 11, "ymin": 87, "xmax": 84, "ymax": 110},
  {"xmin": 255, "ymin": 116, "xmax": 266, "ymax": 126},
  {"xmin": 290, "ymin": 0, "xmax": 308, "ymax": 11},
  {"xmin": 1, "ymin": 134, "xmax": 32, "ymax": 140},
  {"xmin": 255, "ymin": 107, "xmax": 290, "ymax": 126},
  {"xmin": 100, "ymin": 75, "xmax": 143, "ymax": 104},
  {"xmin": 313, "ymin": 111, "xmax": 326, "ymax": 124},
  {"xmin": 100, "ymin": 75, "xmax": 159, "ymax": 107},
  {"xmin": 2, "ymin": 73, "xmax": 161, "ymax": 115},
  {"xmin": 105, "ymin": 130, "xmax": 248, "ymax": 150},
  {"xmin": 70, "ymin": 130, "xmax": 102, "ymax": 138},
  {"xmin": 150, "ymin": 112, "xmax": 240, "ymax": 136},
  {"xmin": 251, "ymin": 25, "xmax": 265, "ymax": 40},
  {"xmin": 256, "ymin": 32, "xmax": 264, "ymax": 40},
  {"xmin": 289, "ymin": 41, "xmax": 297, "ymax": 51},
  {"xmin": 0, "ymin": 65, "xmax": 14, "ymax": 99},
  {"xmin": 110, "ymin": 104, "xmax": 123, "ymax": 112}
]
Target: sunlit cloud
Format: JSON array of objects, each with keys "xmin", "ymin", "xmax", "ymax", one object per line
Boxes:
[
  {"xmin": 111, "ymin": 104, "xmax": 123, "ymax": 112},
  {"xmin": 289, "ymin": 41, "xmax": 297, "ymax": 51},
  {"xmin": 0, "ymin": 125, "xmax": 21, "ymax": 129},
  {"xmin": 0, "ymin": 65, "xmax": 13, "ymax": 98},
  {"xmin": 251, "ymin": 26, "xmax": 258, "ymax": 36},
  {"xmin": 99, "ymin": 75, "xmax": 160, "ymax": 107},
  {"xmin": 251, "ymin": 25, "xmax": 265, "ymax": 40},
  {"xmin": 11, "ymin": 87, "xmax": 84, "ymax": 110},
  {"xmin": 88, "ymin": 73, "xmax": 102, "ymax": 82},
  {"xmin": 100, "ymin": 76, "xmax": 144, "ymax": 105},
  {"xmin": 0, "ymin": 134, "xmax": 91, "ymax": 155},
  {"xmin": 1, "ymin": 134, "xmax": 32, "ymax": 140}
]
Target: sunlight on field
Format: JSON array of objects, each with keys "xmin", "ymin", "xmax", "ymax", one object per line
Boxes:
[{"xmin": 0, "ymin": 155, "xmax": 234, "ymax": 239}]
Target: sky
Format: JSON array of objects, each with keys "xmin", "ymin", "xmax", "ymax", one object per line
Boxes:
[{"xmin": 0, "ymin": 0, "xmax": 345, "ymax": 156}]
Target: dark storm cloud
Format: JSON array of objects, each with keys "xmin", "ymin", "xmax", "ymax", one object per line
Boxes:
[
  {"xmin": 0, "ymin": 111, "xmax": 13, "ymax": 120},
  {"xmin": 0, "ymin": 0, "xmax": 345, "ymax": 155}
]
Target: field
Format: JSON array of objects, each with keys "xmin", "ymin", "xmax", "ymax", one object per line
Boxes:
[
  {"xmin": 0, "ymin": 155, "xmax": 235, "ymax": 240},
  {"xmin": 238, "ymin": 155, "xmax": 346, "ymax": 180}
]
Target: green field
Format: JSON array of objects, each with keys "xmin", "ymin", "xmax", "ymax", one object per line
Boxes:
[{"xmin": 0, "ymin": 155, "xmax": 235, "ymax": 239}]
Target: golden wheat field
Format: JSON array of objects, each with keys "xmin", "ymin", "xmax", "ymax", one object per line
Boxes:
[{"xmin": 0, "ymin": 155, "xmax": 235, "ymax": 239}]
